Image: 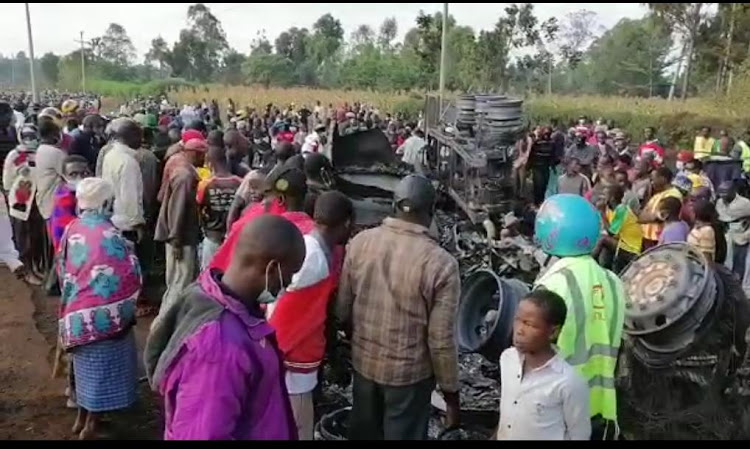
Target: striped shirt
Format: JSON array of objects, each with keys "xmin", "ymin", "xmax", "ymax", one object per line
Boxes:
[{"xmin": 336, "ymin": 217, "xmax": 460, "ymax": 392}]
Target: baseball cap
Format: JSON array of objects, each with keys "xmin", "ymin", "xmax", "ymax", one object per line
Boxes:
[
  {"xmin": 393, "ymin": 175, "xmax": 435, "ymax": 213},
  {"xmin": 266, "ymin": 166, "xmax": 308, "ymax": 198}
]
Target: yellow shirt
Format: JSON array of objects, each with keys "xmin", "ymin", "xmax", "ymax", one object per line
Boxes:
[
  {"xmin": 694, "ymin": 136, "xmax": 715, "ymax": 159},
  {"xmin": 607, "ymin": 205, "xmax": 643, "ymax": 255},
  {"xmin": 642, "ymin": 187, "xmax": 683, "ymax": 241},
  {"xmin": 196, "ymin": 166, "xmax": 211, "ymax": 181}
]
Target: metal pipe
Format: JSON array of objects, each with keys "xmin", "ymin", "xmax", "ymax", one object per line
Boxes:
[
  {"xmin": 438, "ymin": 3, "xmax": 448, "ymax": 110},
  {"xmin": 80, "ymin": 31, "xmax": 86, "ymax": 93},
  {"xmin": 24, "ymin": 3, "xmax": 38, "ymax": 103}
]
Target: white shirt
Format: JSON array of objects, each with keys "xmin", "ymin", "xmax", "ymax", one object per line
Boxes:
[
  {"xmin": 13, "ymin": 111, "xmax": 25, "ymax": 128},
  {"xmin": 497, "ymin": 347, "xmax": 591, "ymax": 441},
  {"xmin": 101, "ymin": 141, "xmax": 145, "ymax": 232},
  {"xmin": 717, "ymin": 194, "xmax": 750, "ymax": 246},
  {"xmin": 34, "ymin": 144, "xmax": 66, "ymax": 219},
  {"xmin": 398, "ymin": 135, "xmax": 426, "ymax": 167}
]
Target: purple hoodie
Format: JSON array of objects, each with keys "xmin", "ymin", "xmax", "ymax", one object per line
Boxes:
[{"xmin": 144, "ymin": 270, "xmax": 297, "ymax": 440}]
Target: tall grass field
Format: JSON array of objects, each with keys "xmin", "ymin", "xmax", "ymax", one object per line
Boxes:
[{"xmin": 97, "ymin": 79, "xmax": 750, "ymax": 148}]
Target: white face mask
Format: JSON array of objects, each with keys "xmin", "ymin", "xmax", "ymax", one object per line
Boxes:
[
  {"xmin": 676, "ymin": 161, "xmax": 684, "ymax": 172},
  {"xmin": 256, "ymin": 260, "xmax": 286, "ymax": 304},
  {"xmin": 66, "ymin": 179, "xmax": 81, "ymax": 191}
]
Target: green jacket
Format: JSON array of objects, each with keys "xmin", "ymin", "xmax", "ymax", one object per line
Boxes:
[{"xmin": 534, "ymin": 256, "xmax": 626, "ymax": 422}]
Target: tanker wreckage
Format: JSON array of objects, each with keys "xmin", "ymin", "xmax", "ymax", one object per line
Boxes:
[{"xmin": 316, "ymin": 95, "xmax": 750, "ymax": 440}]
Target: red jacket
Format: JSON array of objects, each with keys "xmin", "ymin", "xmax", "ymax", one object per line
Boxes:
[
  {"xmin": 277, "ymin": 131, "xmax": 295, "ymax": 144},
  {"xmin": 208, "ymin": 198, "xmax": 314, "ymax": 272},
  {"xmin": 268, "ymin": 233, "xmax": 344, "ymax": 373}
]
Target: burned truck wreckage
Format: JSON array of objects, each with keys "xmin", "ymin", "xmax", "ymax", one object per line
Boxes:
[{"xmin": 316, "ymin": 95, "xmax": 750, "ymax": 440}]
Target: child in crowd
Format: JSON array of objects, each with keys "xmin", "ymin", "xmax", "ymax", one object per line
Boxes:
[
  {"xmin": 226, "ymin": 169, "xmax": 266, "ymax": 231},
  {"xmin": 658, "ymin": 196, "xmax": 691, "ymax": 245},
  {"xmin": 598, "ymin": 184, "xmax": 642, "ymax": 273},
  {"xmin": 196, "ymin": 144, "xmax": 242, "ymax": 269},
  {"xmin": 496, "ymin": 290, "xmax": 591, "ymax": 441},
  {"xmin": 557, "ymin": 157, "xmax": 591, "ymax": 197}
]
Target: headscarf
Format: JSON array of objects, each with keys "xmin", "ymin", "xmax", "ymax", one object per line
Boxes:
[
  {"xmin": 76, "ymin": 177, "xmax": 114, "ymax": 211},
  {"xmin": 672, "ymin": 174, "xmax": 693, "ymax": 195}
]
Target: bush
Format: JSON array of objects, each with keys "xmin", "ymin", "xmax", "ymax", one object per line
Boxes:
[{"xmin": 525, "ymin": 95, "xmax": 750, "ymax": 148}]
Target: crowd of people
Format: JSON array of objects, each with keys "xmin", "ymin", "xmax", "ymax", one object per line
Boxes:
[
  {"xmin": 0, "ymin": 90, "xmax": 749, "ymax": 441},
  {"xmin": 515, "ymin": 116, "xmax": 750, "ymax": 281}
]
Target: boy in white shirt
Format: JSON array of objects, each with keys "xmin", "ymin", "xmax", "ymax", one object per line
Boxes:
[{"xmin": 496, "ymin": 289, "xmax": 591, "ymax": 440}]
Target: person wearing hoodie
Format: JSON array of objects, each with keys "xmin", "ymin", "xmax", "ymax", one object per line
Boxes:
[
  {"xmin": 268, "ymin": 191, "xmax": 353, "ymax": 440},
  {"xmin": 144, "ymin": 214, "xmax": 304, "ymax": 440}
]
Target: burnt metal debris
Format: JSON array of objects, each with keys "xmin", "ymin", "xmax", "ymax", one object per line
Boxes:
[
  {"xmin": 317, "ymin": 94, "xmax": 541, "ymax": 440},
  {"xmin": 618, "ymin": 243, "xmax": 750, "ymax": 439},
  {"xmin": 317, "ymin": 94, "xmax": 750, "ymax": 441}
]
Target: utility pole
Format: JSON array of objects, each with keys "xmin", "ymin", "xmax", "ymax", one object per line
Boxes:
[
  {"xmin": 10, "ymin": 55, "xmax": 15, "ymax": 86},
  {"xmin": 438, "ymin": 2, "xmax": 448, "ymax": 110},
  {"xmin": 75, "ymin": 31, "xmax": 86, "ymax": 93},
  {"xmin": 25, "ymin": 3, "xmax": 38, "ymax": 103}
]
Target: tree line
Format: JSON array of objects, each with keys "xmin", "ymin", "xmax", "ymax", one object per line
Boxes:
[{"xmin": 1, "ymin": 3, "xmax": 749, "ymax": 100}]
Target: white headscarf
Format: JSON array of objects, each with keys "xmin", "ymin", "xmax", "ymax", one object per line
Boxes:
[{"xmin": 76, "ymin": 177, "xmax": 114, "ymax": 211}]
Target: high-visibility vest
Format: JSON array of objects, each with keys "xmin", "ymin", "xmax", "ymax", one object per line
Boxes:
[
  {"xmin": 738, "ymin": 140, "xmax": 750, "ymax": 173},
  {"xmin": 534, "ymin": 256, "xmax": 626, "ymax": 422}
]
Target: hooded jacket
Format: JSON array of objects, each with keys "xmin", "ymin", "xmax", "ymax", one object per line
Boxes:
[{"xmin": 144, "ymin": 269, "xmax": 297, "ymax": 440}]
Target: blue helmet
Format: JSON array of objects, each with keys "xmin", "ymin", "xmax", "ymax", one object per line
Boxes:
[{"xmin": 534, "ymin": 194, "xmax": 601, "ymax": 257}]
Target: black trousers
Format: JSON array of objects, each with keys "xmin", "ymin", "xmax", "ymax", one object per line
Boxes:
[
  {"xmin": 349, "ymin": 371, "xmax": 434, "ymax": 440},
  {"xmin": 530, "ymin": 164, "xmax": 551, "ymax": 206},
  {"xmin": 612, "ymin": 249, "xmax": 638, "ymax": 274}
]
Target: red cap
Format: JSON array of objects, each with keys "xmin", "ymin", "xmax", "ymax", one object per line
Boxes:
[
  {"xmin": 182, "ymin": 129, "xmax": 204, "ymax": 144},
  {"xmin": 677, "ymin": 150, "xmax": 694, "ymax": 163}
]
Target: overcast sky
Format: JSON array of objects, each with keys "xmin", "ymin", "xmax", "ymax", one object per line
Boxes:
[{"xmin": 4, "ymin": 3, "xmax": 648, "ymax": 61}]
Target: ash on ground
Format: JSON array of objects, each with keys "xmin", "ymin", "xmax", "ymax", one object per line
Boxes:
[
  {"xmin": 315, "ymin": 353, "xmax": 498, "ymax": 440},
  {"xmin": 458, "ymin": 353, "xmax": 501, "ymax": 412}
]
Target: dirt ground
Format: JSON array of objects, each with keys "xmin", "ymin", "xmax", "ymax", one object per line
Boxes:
[{"xmin": 0, "ymin": 269, "xmax": 161, "ymax": 440}]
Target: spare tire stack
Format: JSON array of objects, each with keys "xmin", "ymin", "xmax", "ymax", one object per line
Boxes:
[{"xmin": 473, "ymin": 94, "xmax": 524, "ymax": 150}]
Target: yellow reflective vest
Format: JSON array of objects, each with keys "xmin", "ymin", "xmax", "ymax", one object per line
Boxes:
[
  {"xmin": 534, "ymin": 256, "xmax": 626, "ymax": 422},
  {"xmin": 738, "ymin": 140, "xmax": 750, "ymax": 173}
]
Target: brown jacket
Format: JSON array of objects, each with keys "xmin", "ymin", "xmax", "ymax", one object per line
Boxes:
[
  {"xmin": 154, "ymin": 153, "xmax": 200, "ymax": 246},
  {"xmin": 336, "ymin": 217, "xmax": 460, "ymax": 392}
]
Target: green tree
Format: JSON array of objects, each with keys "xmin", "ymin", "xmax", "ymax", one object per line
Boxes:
[
  {"xmin": 310, "ymin": 13, "xmax": 344, "ymax": 64},
  {"xmin": 170, "ymin": 3, "xmax": 229, "ymax": 82},
  {"xmin": 275, "ymin": 27, "xmax": 310, "ymax": 64},
  {"xmin": 378, "ymin": 17, "xmax": 398, "ymax": 51},
  {"xmin": 145, "ymin": 36, "xmax": 172, "ymax": 78},
  {"xmin": 583, "ymin": 16, "xmax": 673, "ymax": 96},
  {"xmin": 220, "ymin": 50, "xmax": 247, "ymax": 85},
  {"xmin": 250, "ymin": 31, "xmax": 273, "ymax": 56},
  {"xmin": 40, "ymin": 52, "xmax": 60, "ymax": 85},
  {"xmin": 241, "ymin": 54, "xmax": 294, "ymax": 88},
  {"xmin": 100, "ymin": 23, "xmax": 136, "ymax": 67},
  {"xmin": 476, "ymin": 3, "xmax": 540, "ymax": 90},
  {"xmin": 649, "ymin": 3, "xmax": 714, "ymax": 100}
]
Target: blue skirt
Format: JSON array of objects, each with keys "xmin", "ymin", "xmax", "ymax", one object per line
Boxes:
[{"xmin": 72, "ymin": 330, "xmax": 138, "ymax": 413}]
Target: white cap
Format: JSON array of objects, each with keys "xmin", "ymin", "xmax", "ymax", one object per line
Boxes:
[{"xmin": 76, "ymin": 177, "xmax": 115, "ymax": 210}]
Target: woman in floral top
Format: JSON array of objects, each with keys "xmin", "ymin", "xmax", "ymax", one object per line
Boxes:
[{"xmin": 56, "ymin": 177, "xmax": 141, "ymax": 439}]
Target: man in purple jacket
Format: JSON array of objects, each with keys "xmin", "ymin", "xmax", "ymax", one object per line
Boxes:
[{"xmin": 144, "ymin": 214, "xmax": 306, "ymax": 440}]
